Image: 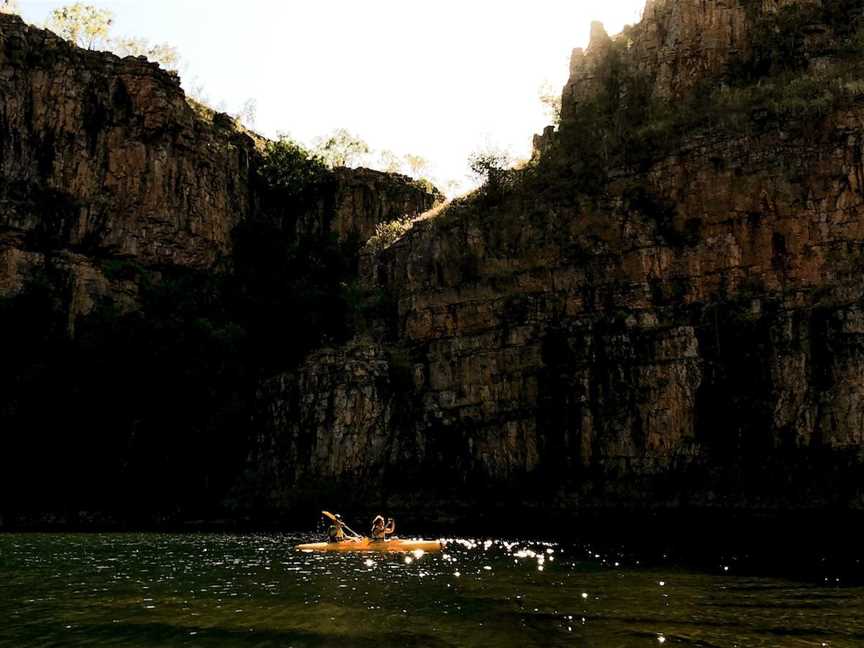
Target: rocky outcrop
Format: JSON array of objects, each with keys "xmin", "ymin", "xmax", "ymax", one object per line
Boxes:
[
  {"xmin": 0, "ymin": 13, "xmax": 439, "ymax": 323},
  {"xmin": 0, "ymin": 14, "xmax": 258, "ymax": 268},
  {"xmin": 629, "ymin": 0, "xmax": 753, "ymax": 100},
  {"xmin": 252, "ymin": 340, "xmax": 398, "ymax": 505},
  {"xmin": 297, "ymin": 168, "xmax": 442, "ymax": 243},
  {"xmin": 562, "ymin": 21, "xmax": 615, "ymax": 115},
  {"xmin": 563, "ymin": 0, "xmax": 831, "ymax": 114},
  {"xmin": 256, "ymin": 0, "xmax": 864, "ymax": 515}
]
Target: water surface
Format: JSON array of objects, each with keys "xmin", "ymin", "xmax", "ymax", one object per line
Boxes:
[{"xmin": 1, "ymin": 533, "xmax": 862, "ymax": 647}]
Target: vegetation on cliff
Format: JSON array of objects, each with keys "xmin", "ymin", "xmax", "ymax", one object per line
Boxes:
[
  {"xmin": 257, "ymin": 136, "xmax": 333, "ymax": 205},
  {"xmin": 517, "ymin": 0, "xmax": 864, "ymax": 205},
  {"xmin": 45, "ymin": 2, "xmax": 179, "ymax": 71},
  {"xmin": 313, "ymin": 129, "xmax": 371, "ymax": 169}
]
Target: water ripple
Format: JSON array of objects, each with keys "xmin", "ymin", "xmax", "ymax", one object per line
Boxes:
[{"xmin": 0, "ymin": 533, "xmax": 862, "ymax": 647}]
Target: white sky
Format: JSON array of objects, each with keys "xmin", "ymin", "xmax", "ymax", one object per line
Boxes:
[{"xmin": 20, "ymin": 0, "xmax": 646, "ymax": 189}]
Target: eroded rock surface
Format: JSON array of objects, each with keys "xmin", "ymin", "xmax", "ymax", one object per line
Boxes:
[
  {"xmin": 256, "ymin": 0, "xmax": 864, "ymax": 515},
  {"xmin": 0, "ymin": 13, "xmax": 439, "ymax": 323},
  {"xmin": 297, "ymin": 168, "xmax": 442, "ymax": 243},
  {"xmin": 0, "ymin": 14, "xmax": 258, "ymax": 268},
  {"xmin": 4, "ymin": 2, "xmax": 864, "ymax": 522}
]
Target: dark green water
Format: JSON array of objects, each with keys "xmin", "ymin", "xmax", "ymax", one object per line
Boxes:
[{"xmin": 1, "ymin": 533, "xmax": 862, "ymax": 647}]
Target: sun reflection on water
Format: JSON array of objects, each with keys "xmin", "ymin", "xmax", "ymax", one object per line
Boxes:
[{"xmin": 0, "ymin": 533, "xmax": 862, "ymax": 647}]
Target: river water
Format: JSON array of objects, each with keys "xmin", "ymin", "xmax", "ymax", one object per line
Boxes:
[{"xmin": 1, "ymin": 533, "xmax": 862, "ymax": 647}]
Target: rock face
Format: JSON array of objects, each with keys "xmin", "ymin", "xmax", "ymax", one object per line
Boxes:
[
  {"xmin": 373, "ymin": 115, "xmax": 864, "ymax": 500},
  {"xmin": 5, "ymin": 2, "xmax": 864, "ymax": 523},
  {"xmin": 563, "ymin": 0, "xmax": 826, "ymax": 113},
  {"xmin": 0, "ymin": 14, "xmax": 443, "ymax": 524},
  {"xmin": 253, "ymin": 341, "xmax": 398, "ymax": 505},
  {"xmin": 256, "ymin": 0, "xmax": 864, "ymax": 516},
  {"xmin": 0, "ymin": 14, "xmax": 257, "ymax": 269},
  {"xmin": 0, "ymin": 13, "xmax": 439, "ymax": 323},
  {"xmin": 298, "ymin": 168, "xmax": 442, "ymax": 243},
  {"xmin": 629, "ymin": 0, "xmax": 755, "ymax": 99}
]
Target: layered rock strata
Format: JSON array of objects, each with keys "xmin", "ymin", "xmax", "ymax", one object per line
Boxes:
[
  {"xmin": 0, "ymin": 15, "xmax": 257, "ymax": 268},
  {"xmin": 257, "ymin": 0, "xmax": 864, "ymax": 514},
  {"xmin": 298, "ymin": 168, "xmax": 442, "ymax": 243},
  {"xmin": 564, "ymin": 0, "xmax": 828, "ymax": 113},
  {"xmin": 0, "ymin": 13, "xmax": 439, "ymax": 322}
]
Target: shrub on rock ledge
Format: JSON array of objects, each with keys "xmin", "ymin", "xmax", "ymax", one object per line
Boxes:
[{"xmin": 257, "ymin": 136, "xmax": 332, "ymax": 205}]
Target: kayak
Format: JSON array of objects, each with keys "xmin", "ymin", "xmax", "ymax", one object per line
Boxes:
[{"xmin": 296, "ymin": 538, "xmax": 443, "ymax": 553}]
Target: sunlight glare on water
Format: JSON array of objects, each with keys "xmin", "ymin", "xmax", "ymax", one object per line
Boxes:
[{"xmin": 0, "ymin": 533, "xmax": 863, "ymax": 647}]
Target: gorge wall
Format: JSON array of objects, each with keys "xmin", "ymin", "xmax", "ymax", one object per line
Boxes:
[
  {"xmin": 0, "ymin": 12, "xmax": 438, "ymax": 319},
  {"xmin": 254, "ymin": 0, "xmax": 864, "ymax": 520},
  {"xmin": 0, "ymin": 13, "xmax": 439, "ymax": 525},
  {"xmin": 4, "ymin": 2, "xmax": 864, "ymax": 527}
]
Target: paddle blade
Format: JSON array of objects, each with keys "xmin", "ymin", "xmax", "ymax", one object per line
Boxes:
[{"xmin": 322, "ymin": 510, "xmax": 339, "ymax": 523}]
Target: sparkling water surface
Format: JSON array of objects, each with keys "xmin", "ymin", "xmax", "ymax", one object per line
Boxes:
[{"xmin": 1, "ymin": 533, "xmax": 862, "ymax": 647}]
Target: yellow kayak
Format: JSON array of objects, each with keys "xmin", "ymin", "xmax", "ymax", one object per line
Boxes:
[{"xmin": 296, "ymin": 538, "xmax": 443, "ymax": 553}]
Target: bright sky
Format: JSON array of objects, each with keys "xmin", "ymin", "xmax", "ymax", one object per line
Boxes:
[{"xmin": 20, "ymin": 0, "xmax": 646, "ymax": 189}]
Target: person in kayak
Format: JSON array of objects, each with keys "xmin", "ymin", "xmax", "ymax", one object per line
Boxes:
[
  {"xmin": 371, "ymin": 515, "xmax": 395, "ymax": 541},
  {"xmin": 327, "ymin": 514, "xmax": 346, "ymax": 543}
]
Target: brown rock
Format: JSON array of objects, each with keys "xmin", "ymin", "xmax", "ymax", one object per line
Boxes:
[
  {"xmin": 255, "ymin": 0, "xmax": 864, "ymax": 513},
  {"xmin": 0, "ymin": 14, "xmax": 257, "ymax": 269}
]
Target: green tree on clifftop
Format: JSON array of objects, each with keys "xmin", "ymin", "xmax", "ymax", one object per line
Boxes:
[
  {"xmin": 47, "ymin": 3, "xmax": 113, "ymax": 50},
  {"xmin": 46, "ymin": 3, "xmax": 179, "ymax": 71},
  {"xmin": 314, "ymin": 129, "xmax": 370, "ymax": 168},
  {"xmin": 468, "ymin": 144, "xmax": 512, "ymax": 190},
  {"xmin": 376, "ymin": 150, "xmax": 404, "ymax": 174},
  {"xmin": 404, "ymin": 154, "xmax": 429, "ymax": 179},
  {"xmin": 258, "ymin": 136, "xmax": 331, "ymax": 202},
  {"xmin": 235, "ymin": 98, "xmax": 257, "ymax": 128},
  {"xmin": 538, "ymin": 80, "xmax": 562, "ymax": 124},
  {"xmin": 111, "ymin": 37, "xmax": 180, "ymax": 72}
]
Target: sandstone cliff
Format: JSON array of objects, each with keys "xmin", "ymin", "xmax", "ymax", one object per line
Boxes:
[
  {"xmin": 4, "ymin": 1, "xmax": 864, "ymax": 526},
  {"xmin": 0, "ymin": 13, "xmax": 440, "ymax": 523},
  {"xmin": 254, "ymin": 0, "xmax": 864, "ymax": 517},
  {"xmin": 0, "ymin": 15, "xmax": 256, "ymax": 269},
  {"xmin": 0, "ymin": 13, "xmax": 439, "ymax": 322}
]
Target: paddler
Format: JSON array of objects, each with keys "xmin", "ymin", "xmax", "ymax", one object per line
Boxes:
[
  {"xmin": 371, "ymin": 515, "xmax": 395, "ymax": 541},
  {"xmin": 327, "ymin": 514, "xmax": 346, "ymax": 543}
]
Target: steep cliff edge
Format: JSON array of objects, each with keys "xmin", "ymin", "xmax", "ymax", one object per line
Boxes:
[
  {"xmin": 255, "ymin": 0, "xmax": 864, "ymax": 518},
  {"xmin": 0, "ymin": 13, "xmax": 438, "ymax": 319},
  {"xmin": 0, "ymin": 13, "xmax": 440, "ymax": 524},
  {"xmin": 0, "ymin": 14, "xmax": 256, "ymax": 268}
]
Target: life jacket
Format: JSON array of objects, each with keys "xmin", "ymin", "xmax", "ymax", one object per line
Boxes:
[{"xmin": 328, "ymin": 524, "xmax": 345, "ymax": 542}]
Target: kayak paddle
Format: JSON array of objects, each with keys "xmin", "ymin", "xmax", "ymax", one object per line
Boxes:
[{"xmin": 322, "ymin": 510, "xmax": 364, "ymax": 540}]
